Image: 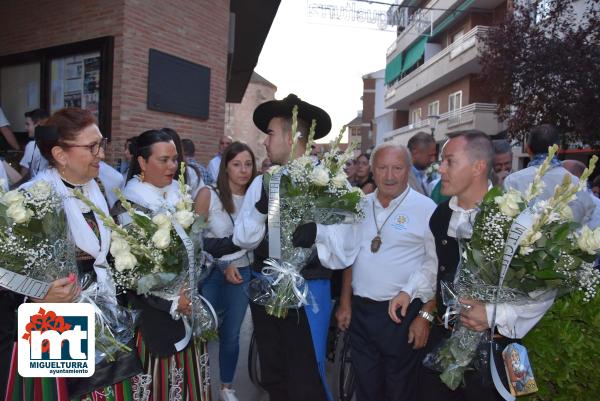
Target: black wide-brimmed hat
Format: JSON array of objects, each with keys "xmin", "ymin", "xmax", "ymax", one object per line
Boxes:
[{"xmin": 253, "ymin": 93, "xmax": 332, "ymax": 139}]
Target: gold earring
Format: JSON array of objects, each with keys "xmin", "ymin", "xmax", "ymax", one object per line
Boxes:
[{"xmin": 140, "ymin": 171, "xmax": 145, "ymax": 182}]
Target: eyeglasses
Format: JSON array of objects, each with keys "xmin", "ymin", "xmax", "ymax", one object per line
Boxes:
[{"xmin": 61, "ymin": 138, "xmax": 107, "ymax": 156}]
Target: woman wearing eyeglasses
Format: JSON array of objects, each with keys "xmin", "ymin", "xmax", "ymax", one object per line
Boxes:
[
  {"xmin": 4, "ymin": 108, "xmax": 140, "ymax": 400},
  {"xmin": 112, "ymin": 129, "xmax": 211, "ymax": 401}
]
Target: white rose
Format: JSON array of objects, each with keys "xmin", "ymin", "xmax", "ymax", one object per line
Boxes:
[
  {"xmin": 2, "ymin": 190, "xmax": 24, "ymax": 206},
  {"xmin": 110, "ymin": 236, "xmax": 130, "ymax": 256},
  {"xmin": 28, "ymin": 181, "xmax": 52, "ymax": 199},
  {"xmin": 331, "ymin": 172, "xmax": 347, "ymax": 188},
  {"xmin": 577, "ymin": 226, "xmax": 600, "ymax": 255},
  {"xmin": 174, "ymin": 210, "xmax": 195, "ymax": 229},
  {"xmin": 310, "ymin": 166, "xmax": 329, "ymax": 187},
  {"xmin": 114, "ymin": 252, "xmax": 137, "ymax": 272},
  {"xmin": 6, "ymin": 203, "xmax": 32, "ymax": 224},
  {"xmin": 152, "ymin": 228, "xmax": 172, "ymax": 249},
  {"xmin": 152, "ymin": 213, "xmax": 171, "ymax": 229},
  {"xmin": 495, "ymin": 189, "xmax": 522, "ymax": 217}
]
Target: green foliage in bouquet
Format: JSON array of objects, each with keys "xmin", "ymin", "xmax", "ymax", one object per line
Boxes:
[{"xmin": 522, "ymin": 289, "xmax": 600, "ymax": 401}]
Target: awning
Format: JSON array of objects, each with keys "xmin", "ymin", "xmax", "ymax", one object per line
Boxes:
[
  {"xmin": 385, "ymin": 53, "xmax": 403, "ymax": 85},
  {"xmin": 226, "ymin": 0, "xmax": 280, "ymax": 103},
  {"xmin": 430, "ymin": 0, "xmax": 475, "ymax": 38},
  {"xmin": 401, "ymin": 36, "xmax": 427, "ymax": 74}
]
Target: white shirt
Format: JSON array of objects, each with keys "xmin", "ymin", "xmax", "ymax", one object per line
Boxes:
[
  {"xmin": 233, "ymin": 175, "xmax": 268, "ymax": 250},
  {"xmin": 316, "ymin": 188, "xmax": 438, "ymax": 302},
  {"xmin": 20, "ymin": 141, "xmax": 49, "ymax": 176},
  {"xmin": 0, "ymin": 107, "xmax": 9, "ymax": 127},
  {"xmin": 205, "ymin": 187, "xmax": 253, "ymax": 267},
  {"xmin": 447, "ymin": 195, "xmax": 555, "ymax": 338},
  {"xmin": 98, "ymin": 161, "xmax": 125, "ymax": 208},
  {"xmin": 504, "ymin": 165, "xmax": 598, "ymax": 226},
  {"xmin": 0, "ymin": 161, "xmax": 9, "ymax": 191},
  {"xmin": 186, "ymin": 166, "xmax": 205, "ymax": 200},
  {"xmin": 207, "ymin": 155, "xmax": 221, "ymax": 184}
]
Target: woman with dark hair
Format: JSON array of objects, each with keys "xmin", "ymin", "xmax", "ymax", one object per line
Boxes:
[
  {"xmin": 354, "ymin": 153, "xmax": 376, "ymax": 194},
  {"xmin": 161, "ymin": 127, "xmax": 205, "ymax": 198},
  {"xmin": 194, "ymin": 142, "xmax": 257, "ymax": 401},
  {"xmin": 115, "ymin": 129, "xmax": 211, "ymax": 401},
  {"xmin": 4, "ymin": 107, "xmax": 140, "ymax": 400}
]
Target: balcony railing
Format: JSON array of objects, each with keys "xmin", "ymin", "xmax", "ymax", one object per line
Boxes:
[
  {"xmin": 385, "ymin": 25, "xmax": 490, "ymax": 102},
  {"xmin": 383, "ymin": 103, "xmax": 499, "ymax": 142}
]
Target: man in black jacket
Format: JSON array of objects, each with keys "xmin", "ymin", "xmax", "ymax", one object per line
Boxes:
[{"xmin": 418, "ymin": 130, "xmax": 513, "ymax": 401}]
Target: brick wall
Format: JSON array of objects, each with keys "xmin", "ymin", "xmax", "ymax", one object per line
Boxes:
[
  {"xmin": 0, "ymin": 0, "xmax": 229, "ymax": 165},
  {"xmin": 225, "ymin": 77, "xmax": 276, "ymax": 165}
]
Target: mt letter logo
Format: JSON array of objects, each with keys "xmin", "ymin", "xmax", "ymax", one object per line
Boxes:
[{"xmin": 18, "ymin": 303, "xmax": 95, "ymax": 377}]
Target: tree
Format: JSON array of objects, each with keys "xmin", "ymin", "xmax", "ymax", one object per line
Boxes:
[{"xmin": 480, "ymin": 0, "xmax": 600, "ymax": 146}]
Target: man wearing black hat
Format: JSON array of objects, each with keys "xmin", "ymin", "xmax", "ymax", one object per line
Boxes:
[{"xmin": 233, "ymin": 94, "xmax": 333, "ymax": 401}]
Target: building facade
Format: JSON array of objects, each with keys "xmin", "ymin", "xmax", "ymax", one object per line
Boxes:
[
  {"xmin": 381, "ymin": 0, "xmax": 509, "ymax": 146},
  {"xmin": 0, "ymin": 0, "xmax": 279, "ymax": 165},
  {"xmin": 225, "ymin": 72, "xmax": 277, "ymax": 164}
]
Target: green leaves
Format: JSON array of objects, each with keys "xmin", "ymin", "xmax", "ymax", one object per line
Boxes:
[{"xmin": 523, "ymin": 291, "xmax": 600, "ymax": 401}]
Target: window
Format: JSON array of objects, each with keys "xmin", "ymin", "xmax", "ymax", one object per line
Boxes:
[
  {"xmin": 427, "ymin": 100, "xmax": 439, "ymax": 117},
  {"xmin": 452, "ymin": 30, "xmax": 465, "ymax": 43},
  {"xmin": 0, "ymin": 37, "xmax": 113, "ymax": 139},
  {"xmin": 411, "ymin": 107, "xmax": 421, "ymax": 124},
  {"xmin": 0, "ymin": 63, "xmax": 41, "ymax": 132},
  {"xmin": 448, "ymin": 91, "xmax": 462, "ymax": 113},
  {"xmin": 50, "ymin": 52, "xmax": 101, "ymax": 121}
]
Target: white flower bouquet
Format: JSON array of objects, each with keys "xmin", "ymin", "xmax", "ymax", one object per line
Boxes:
[
  {"xmin": 424, "ymin": 146, "xmax": 600, "ymax": 390},
  {"xmin": 75, "ymin": 165, "xmax": 217, "ymax": 338},
  {"xmin": 0, "ymin": 180, "xmax": 77, "ymax": 281},
  {"xmin": 249, "ymin": 106, "xmax": 365, "ymax": 318},
  {"xmin": 0, "ymin": 180, "xmax": 134, "ymax": 362}
]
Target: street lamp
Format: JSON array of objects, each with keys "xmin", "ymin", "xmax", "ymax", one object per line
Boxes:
[{"xmin": 429, "ymin": 114, "xmax": 440, "ymax": 138}]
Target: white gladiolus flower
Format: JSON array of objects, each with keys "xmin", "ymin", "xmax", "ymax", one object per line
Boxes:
[
  {"xmin": 577, "ymin": 226, "xmax": 600, "ymax": 255},
  {"xmin": 152, "ymin": 228, "xmax": 171, "ymax": 249},
  {"xmin": 519, "ymin": 245, "xmax": 534, "ymax": 256},
  {"xmin": 558, "ymin": 205, "xmax": 573, "ymax": 221},
  {"xmin": 174, "ymin": 210, "xmax": 195, "ymax": 229},
  {"xmin": 311, "ymin": 166, "xmax": 329, "ymax": 186},
  {"xmin": 6, "ymin": 203, "xmax": 32, "ymax": 224},
  {"xmin": 115, "ymin": 252, "xmax": 137, "ymax": 271},
  {"xmin": 2, "ymin": 190, "xmax": 24, "ymax": 206},
  {"xmin": 495, "ymin": 189, "xmax": 522, "ymax": 217},
  {"xmin": 175, "ymin": 200, "xmax": 187, "ymax": 211},
  {"xmin": 152, "ymin": 213, "xmax": 171, "ymax": 229},
  {"xmin": 331, "ymin": 172, "xmax": 347, "ymax": 188}
]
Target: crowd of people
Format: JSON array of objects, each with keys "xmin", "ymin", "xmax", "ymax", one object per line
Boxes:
[{"xmin": 0, "ymin": 95, "xmax": 598, "ymax": 401}]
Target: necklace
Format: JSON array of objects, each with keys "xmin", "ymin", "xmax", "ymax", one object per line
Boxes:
[{"xmin": 371, "ymin": 188, "xmax": 410, "ymax": 253}]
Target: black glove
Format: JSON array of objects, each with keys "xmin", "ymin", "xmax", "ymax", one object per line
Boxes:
[
  {"xmin": 203, "ymin": 236, "xmax": 241, "ymax": 258},
  {"xmin": 255, "ymin": 185, "xmax": 268, "ymax": 214},
  {"xmin": 292, "ymin": 222, "xmax": 317, "ymax": 248}
]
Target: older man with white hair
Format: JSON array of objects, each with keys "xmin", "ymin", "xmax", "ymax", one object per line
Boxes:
[{"xmin": 293, "ymin": 142, "xmax": 438, "ymax": 401}]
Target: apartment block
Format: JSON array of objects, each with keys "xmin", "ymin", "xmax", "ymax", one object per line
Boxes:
[{"xmin": 381, "ymin": 0, "xmax": 509, "ymax": 145}]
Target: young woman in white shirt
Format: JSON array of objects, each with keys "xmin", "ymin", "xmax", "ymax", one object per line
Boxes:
[{"xmin": 194, "ymin": 142, "xmax": 257, "ymax": 401}]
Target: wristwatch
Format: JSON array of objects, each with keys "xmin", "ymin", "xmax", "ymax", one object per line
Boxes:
[{"xmin": 418, "ymin": 310, "xmax": 434, "ymax": 323}]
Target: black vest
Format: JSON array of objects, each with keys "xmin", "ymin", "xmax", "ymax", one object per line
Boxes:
[
  {"xmin": 253, "ymin": 222, "xmax": 332, "ymax": 281},
  {"xmin": 429, "ymin": 200, "xmax": 460, "ymax": 319}
]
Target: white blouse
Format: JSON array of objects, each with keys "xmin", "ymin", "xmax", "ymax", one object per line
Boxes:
[{"xmin": 205, "ymin": 186, "xmax": 253, "ymax": 267}]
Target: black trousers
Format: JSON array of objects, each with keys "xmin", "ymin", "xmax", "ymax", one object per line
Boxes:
[
  {"xmin": 417, "ymin": 325, "xmax": 512, "ymax": 401},
  {"xmin": 0, "ymin": 291, "xmax": 22, "ymax": 392},
  {"xmin": 349, "ymin": 296, "xmax": 423, "ymax": 401},
  {"xmin": 250, "ymin": 302, "xmax": 328, "ymax": 401}
]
